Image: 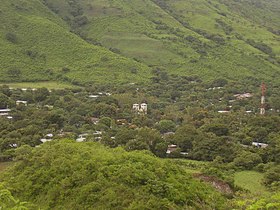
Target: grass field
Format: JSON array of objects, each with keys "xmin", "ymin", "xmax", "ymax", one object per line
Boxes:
[
  {"xmin": 234, "ymin": 171, "xmax": 267, "ymax": 194},
  {"xmin": 0, "ymin": 81, "xmax": 78, "ymax": 89}
]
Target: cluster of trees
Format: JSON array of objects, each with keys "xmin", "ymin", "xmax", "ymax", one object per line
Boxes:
[
  {"xmin": 0, "ymin": 77, "xmax": 279, "ymax": 167},
  {"xmin": 246, "ymin": 39, "xmax": 273, "ymax": 55},
  {"xmin": 0, "ymin": 75, "xmax": 279, "ymax": 208},
  {"xmin": 1, "ymin": 141, "xmax": 227, "ymax": 209},
  {"xmin": 43, "ymin": 0, "xmax": 89, "ymax": 31}
]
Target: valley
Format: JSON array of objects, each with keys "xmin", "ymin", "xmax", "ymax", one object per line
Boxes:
[{"xmin": 0, "ymin": 0, "xmax": 279, "ymax": 209}]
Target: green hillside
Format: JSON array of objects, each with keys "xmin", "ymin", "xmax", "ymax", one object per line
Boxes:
[
  {"xmin": 42, "ymin": 0, "xmax": 280, "ymax": 83},
  {"xmin": 0, "ymin": 0, "xmax": 279, "ymax": 85},
  {"xmin": 1, "ymin": 141, "xmax": 227, "ymax": 209},
  {"xmin": 0, "ymin": 0, "xmax": 150, "ymax": 85}
]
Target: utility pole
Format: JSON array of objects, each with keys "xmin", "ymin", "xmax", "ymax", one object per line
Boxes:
[{"xmin": 260, "ymin": 82, "xmax": 266, "ymax": 115}]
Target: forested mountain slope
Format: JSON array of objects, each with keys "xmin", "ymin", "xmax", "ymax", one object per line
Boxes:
[
  {"xmin": 43, "ymin": 0, "xmax": 280, "ymax": 81},
  {"xmin": 0, "ymin": 0, "xmax": 279, "ymax": 85},
  {"xmin": 0, "ymin": 0, "xmax": 150, "ymax": 85}
]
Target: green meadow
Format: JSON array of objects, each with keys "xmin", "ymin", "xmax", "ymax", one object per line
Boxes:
[{"xmin": 234, "ymin": 171, "xmax": 267, "ymax": 194}]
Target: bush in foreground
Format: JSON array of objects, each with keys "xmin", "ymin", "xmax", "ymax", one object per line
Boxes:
[{"xmin": 2, "ymin": 140, "xmax": 227, "ymax": 209}]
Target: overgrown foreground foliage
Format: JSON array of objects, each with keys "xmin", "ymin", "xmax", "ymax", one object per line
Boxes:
[{"xmin": 1, "ymin": 141, "xmax": 226, "ymax": 209}]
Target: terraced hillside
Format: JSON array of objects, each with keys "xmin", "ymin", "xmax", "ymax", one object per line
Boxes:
[
  {"xmin": 0, "ymin": 0, "xmax": 279, "ymax": 85},
  {"xmin": 0, "ymin": 0, "xmax": 150, "ymax": 85}
]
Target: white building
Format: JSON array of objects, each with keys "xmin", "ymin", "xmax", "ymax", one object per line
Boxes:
[
  {"xmin": 0, "ymin": 109, "xmax": 11, "ymax": 117},
  {"xmin": 234, "ymin": 93, "xmax": 253, "ymax": 100},
  {"xmin": 166, "ymin": 144, "xmax": 178, "ymax": 154},
  {"xmin": 16, "ymin": 100, "xmax": 28, "ymax": 106},
  {"xmin": 140, "ymin": 103, "xmax": 148, "ymax": 114},
  {"xmin": 133, "ymin": 104, "xmax": 140, "ymax": 111},
  {"xmin": 76, "ymin": 137, "xmax": 86, "ymax": 142},
  {"xmin": 132, "ymin": 103, "xmax": 147, "ymax": 114},
  {"xmin": 40, "ymin": 139, "xmax": 52, "ymax": 143},
  {"xmin": 89, "ymin": 95, "xmax": 99, "ymax": 99},
  {"xmin": 252, "ymin": 142, "xmax": 268, "ymax": 148},
  {"xmin": 218, "ymin": 110, "xmax": 230, "ymax": 114},
  {"xmin": 46, "ymin": 133, "xmax": 54, "ymax": 138}
]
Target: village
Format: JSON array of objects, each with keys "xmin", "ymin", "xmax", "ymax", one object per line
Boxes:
[{"xmin": 0, "ymin": 82, "xmax": 276, "ymax": 160}]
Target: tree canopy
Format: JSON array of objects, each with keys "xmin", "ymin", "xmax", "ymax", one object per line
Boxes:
[{"xmin": 1, "ymin": 141, "xmax": 227, "ymax": 209}]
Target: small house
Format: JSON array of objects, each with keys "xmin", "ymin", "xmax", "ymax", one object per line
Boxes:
[
  {"xmin": 40, "ymin": 139, "xmax": 52, "ymax": 143},
  {"xmin": 234, "ymin": 93, "xmax": 253, "ymax": 100},
  {"xmin": 132, "ymin": 103, "xmax": 148, "ymax": 114},
  {"xmin": 218, "ymin": 111, "xmax": 230, "ymax": 114},
  {"xmin": 89, "ymin": 95, "xmax": 99, "ymax": 99},
  {"xmin": 0, "ymin": 109, "xmax": 11, "ymax": 117},
  {"xmin": 252, "ymin": 142, "xmax": 268, "ymax": 148},
  {"xmin": 76, "ymin": 137, "xmax": 86, "ymax": 142},
  {"xmin": 140, "ymin": 103, "xmax": 148, "ymax": 114},
  {"xmin": 166, "ymin": 144, "xmax": 178, "ymax": 154},
  {"xmin": 46, "ymin": 134, "xmax": 53, "ymax": 138},
  {"xmin": 133, "ymin": 104, "xmax": 140, "ymax": 111},
  {"xmin": 16, "ymin": 100, "xmax": 28, "ymax": 106}
]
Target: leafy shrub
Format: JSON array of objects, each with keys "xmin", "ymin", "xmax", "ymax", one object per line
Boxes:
[{"xmin": 233, "ymin": 151, "xmax": 262, "ymax": 170}]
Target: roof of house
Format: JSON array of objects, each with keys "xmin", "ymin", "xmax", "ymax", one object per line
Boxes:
[
  {"xmin": 0, "ymin": 109, "xmax": 11, "ymax": 112},
  {"xmin": 0, "ymin": 113, "xmax": 9, "ymax": 116},
  {"xmin": 218, "ymin": 111, "xmax": 230, "ymax": 113},
  {"xmin": 16, "ymin": 100, "xmax": 28, "ymax": 103}
]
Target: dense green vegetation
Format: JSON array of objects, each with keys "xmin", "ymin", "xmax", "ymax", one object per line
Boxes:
[
  {"xmin": 0, "ymin": 0, "xmax": 279, "ymax": 85},
  {"xmin": 1, "ymin": 0, "xmax": 280, "ymax": 209},
  {"xmin": 0, "ymin": 184, "xmax": 30, "ymax": 209},
  {"xmin": 1, "ymin": 141, "xmax": 227, "ymax": 209},
  {"xmin": 39, "ymin": 0, "xmax": 280, "ymax": 82},
  {"xmin": 0, "ymin": 0, "xmax": 150, "ymax": 85},
  {"xmin": 0, "ymin": 79, "xmax": 279, "ymax": 208}
]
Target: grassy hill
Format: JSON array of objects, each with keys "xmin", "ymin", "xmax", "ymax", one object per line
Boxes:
[
  {"xmin": 1, "ymin": 141, "xmax": 227, "ymax": 209},
  {"xmin": 43, "ymin": 0, "xmax": 280, "ymax": 83},
  {"xmin": 0, "ymin": 0, "xmax": 279, "ymax": 85},
  {"xmin": 0, "ymin": 0, "xmax": 151, "ymax": 85}
]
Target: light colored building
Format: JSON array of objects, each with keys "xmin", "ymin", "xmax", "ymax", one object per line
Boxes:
[
  {"xmin": 166, "ymin": 144, "xmax": 178, "ymax": 154},
  {"xmin": 132, "ymin": 103, "xmax": 148, "ymax": 114},
  {"xmin": 46, "ymin": 134, "xmax": 53, "ymax": 138},
  {"xmin": 16, "ymin": 100, "xmax": 27, "ymax": 106},
  {"xmin": 0, "ymin": 109, "xmax": 11, "ymax": 117},
  {"xmin": 133, "ymin": 104, "xmax": 140, "ymax": 111},
  {"xmin": 218, "ymin": 111, "xmax": 230, "ymax": 114},
  {"xmin": 140, "ymin": 103, "xmax": 148, "ymax": 114},
  {"xmin": 40, "ymin": 139, "xmax": 52, "ymax": 143},
  {"xmin": 252, "ymin": 142, "xmax": 268, "ymax": 148},
  {"xmin": 76, "ymin": 137, "xmax": 86, "ymax": 142},
  {"xmin": 89, "ymin": 95, "xmax": 99, "ymax": 99},
  {"xmin": 234, "ymin": 93, "xmax": 253, "ymax": 100}
]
